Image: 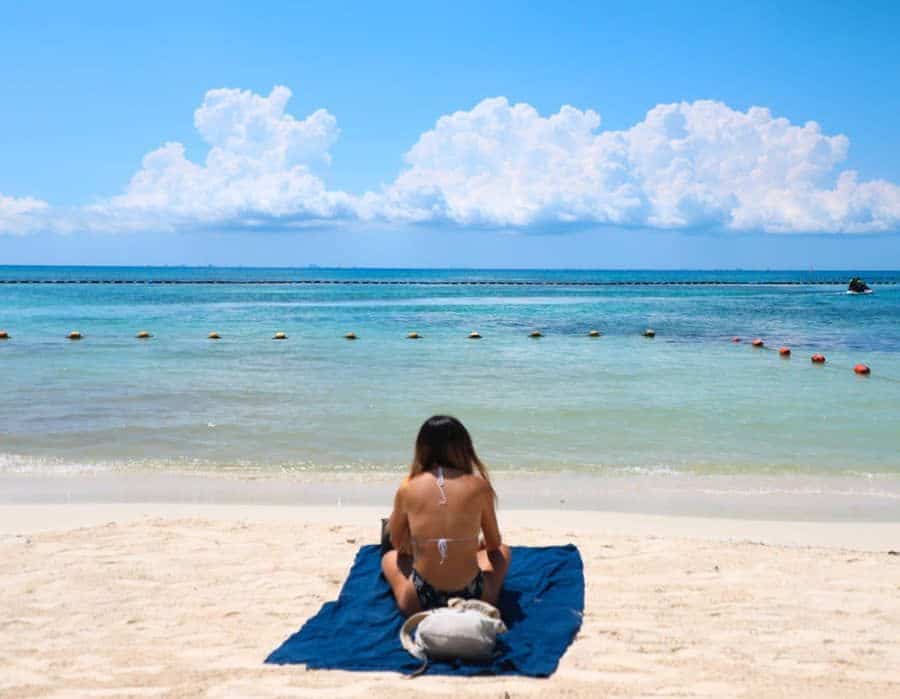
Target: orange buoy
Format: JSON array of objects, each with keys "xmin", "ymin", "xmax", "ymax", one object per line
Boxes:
[
  {"xmin": 468, "ymin": 331, "xmax": 482, "ymax": 339},
  {"xmin": 854, "ymin": 363, "xmax": 871, "ymax": 376},
  {"xmin": 344, "ymin": 332, "xmax": 357, "ymax": 340},
  {"xmin": 779, "ymin": 347, "xmax": 791, "ymax": 357},
  {"xmin": 136, "ymin": 330, "xmax": 152, "ymax": 339},
  {"xmin": 0, "ymin": 330, "xmax": 9, "ymax": 340},
  {"xmin": 273, "ymin": 331, "xmax": 287, "ymax": 340},
  {"xmin": 751, "ymin": 338, "xmax": 764, "ymax": 347},
  {"xmin": 731, "ymin": 337, "xmax": 741, "ymax": 343},
  {"xmin": 68, "ymin": 331, "xmax": 83, "ymax": 340},
  {"xmin": 407, "ymin": 332, "xmax": 421, "ymax": 339},
  {"xmin": 588, "ymin": 329, "xmax": 601, "ymax": 337},
  {"xmin": 529, "ymin": 330, "xmax": 543, "ymax": 338},
  {"xmin": 208, "ymin": 331, "xmax": 220, "ymax": 340},
  {"xmin": 811, "ymin": 353, "xmax": 826, "ymax": 364}
]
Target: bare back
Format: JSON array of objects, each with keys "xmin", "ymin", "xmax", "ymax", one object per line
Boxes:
[{"xmin": 390, "ymin": 466, "xmax": 501, "ymax": 591}]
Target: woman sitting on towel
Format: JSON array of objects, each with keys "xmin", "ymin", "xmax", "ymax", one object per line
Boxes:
[{"xmin": 382, "ymin": 415, "xmax": 511, "ymax": 616}]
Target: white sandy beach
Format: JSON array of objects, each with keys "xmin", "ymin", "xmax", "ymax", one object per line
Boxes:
[{"xmin": 3, "ymin": 501, "xmax": 899, "ymax": 698}]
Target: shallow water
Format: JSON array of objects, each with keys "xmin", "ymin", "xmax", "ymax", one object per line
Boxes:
[{"xmin": 1, "ymin": 266, "xmax": 898, "ymax": 477}]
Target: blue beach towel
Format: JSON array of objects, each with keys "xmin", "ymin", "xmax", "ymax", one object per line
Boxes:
[{"xmin": 266, "ymin": 544, "xmax": 584, "ymax": 676}]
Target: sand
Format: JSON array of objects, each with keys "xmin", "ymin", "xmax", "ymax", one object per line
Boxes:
[{"xmin": 2, "ymin": 503, "xmax": 899, "ymax": 698}]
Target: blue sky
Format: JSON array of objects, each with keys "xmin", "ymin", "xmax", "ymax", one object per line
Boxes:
[{"xmin": 2, "ymin": 1, "xmax": 900, "ymax": 267}]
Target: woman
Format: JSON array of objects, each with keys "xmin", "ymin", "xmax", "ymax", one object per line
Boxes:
[{"xmin": 382, "ymin": 415, "xmax": 511, "ymax": 616}]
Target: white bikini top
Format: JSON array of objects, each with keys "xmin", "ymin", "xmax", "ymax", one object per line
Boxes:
[{"xmin": 417, "ymin": 465, "xmax": 478, "ymax": 565}]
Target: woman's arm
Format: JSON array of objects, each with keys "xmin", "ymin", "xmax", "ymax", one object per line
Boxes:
[
  {"xmin": 388, "ymin": 484, "xmax": 412, "ymax": 555},
  {"xmin": 480, "ymin": 481, "xmax": 502, "ymax": 552}
]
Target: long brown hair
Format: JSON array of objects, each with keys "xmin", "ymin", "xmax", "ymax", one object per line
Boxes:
[{"xmin": 409, "ymin": 415, "xmax": 494, "ymax": 499}]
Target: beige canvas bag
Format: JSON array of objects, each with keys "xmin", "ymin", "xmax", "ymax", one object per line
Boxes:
[{"xmin": 399, "ymin": 598, "xmax": 507, "ymax": 674}]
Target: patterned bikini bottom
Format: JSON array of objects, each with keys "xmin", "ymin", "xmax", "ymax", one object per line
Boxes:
[{"xmin": 409, "ymin": 568, "xmax": 484, "ymax": 610}]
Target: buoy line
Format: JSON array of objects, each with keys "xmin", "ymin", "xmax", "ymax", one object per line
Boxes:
[
  {"xmin": 1, "ymin": 279, "xmax": 898, "ymax": 287},
  {"xmin": 735, "ymin": 339, "xmax": 900, "ymax": 383},
  {"xmin": 5, "ymin": 325, "xmax": 899, "ymax": 383}
]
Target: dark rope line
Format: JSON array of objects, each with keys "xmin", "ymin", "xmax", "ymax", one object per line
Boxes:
[{"xmin": 0, "ymin": 279, "xmax": 898, "ymax": 287}]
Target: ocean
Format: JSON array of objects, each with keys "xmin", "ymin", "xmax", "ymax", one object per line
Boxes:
[{"xmin": 1, "ymin": 266, "xmax": 899, "ymax": 478}]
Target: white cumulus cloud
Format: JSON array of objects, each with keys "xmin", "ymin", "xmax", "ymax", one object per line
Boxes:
[
  {"xmin": 0, "ymin": 193, "xmax": 50, "ymax": 235},
  {"xmin": 86, "ymin": 85, "xmax": 355, "ymax": 232},
  {"xmin": 378, "ymin": 97, "xmax": 900, "ymax": 233},
  {"xmin": 1, "ymin": 87, "xmax": 899, "ymax": 235}
]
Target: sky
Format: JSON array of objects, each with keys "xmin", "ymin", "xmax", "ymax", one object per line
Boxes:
[{"xmin": 2, "ymin": 1, "xmax": 900, "ymax": 268}]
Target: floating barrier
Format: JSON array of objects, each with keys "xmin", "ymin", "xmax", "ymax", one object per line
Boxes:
[
  {"xmin": 5, "ymin": 324, "xmax": 895, "ymax": 383},
  {"xmin": 730, "ymin": 338, "xmax": 895, "ymax": 382},
  {"xmin": 732, "ymin": 338, "xmax": 892, "ymax": 382},
  {"xmin": 3, "ymin": 278, "xmax": 898, "ymax": 287}
]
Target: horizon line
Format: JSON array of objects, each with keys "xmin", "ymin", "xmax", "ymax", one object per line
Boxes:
[{"xmin": 1, "ymin": 265, "xmax": 899, "ymax": 273}]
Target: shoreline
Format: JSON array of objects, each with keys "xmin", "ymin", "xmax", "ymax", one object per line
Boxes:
[
  {"xmin": 4, "ymin": 502, "xmax": 900, "ymax": 553},
  {"xmin": 3, "ymin": 468, "xmax": 900, "ymax": 522}
]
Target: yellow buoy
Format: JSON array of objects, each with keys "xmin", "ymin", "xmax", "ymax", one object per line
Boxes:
[
  {"xmin": 0, "ymin": 330, "xmax": 9, "ymax": 340},
  {"xmin": 588, "ymin": 329, "xmax": 601, "ymax": 337},
  {"xmin": 407, "ymin": 332, "xmax": 421, "ymax": 339},
  {"xmin": 136, "ymin": 330, "xmax": 152, "ymax": 339},
  {"xmin": 68, "ymin": 331, "xmax": 83, "ymax": 340},
  {"xmin": 643, "ymin": 328, "xmax": 656, "ymax": 338},
  {"xmin": 345, "ymin": 332, "xmax": 357, "ymax": 340},
  {"xmin": 273, "ymin": 331, "xmax": 288, "ymax": 340},
  {"xmin": 468, "ymin": 331, "xmax": 482, "ymax": 339},
  {"xmin": 208, "ymin": 331, "xmax": 221, "ymax": 340},
  {"xmin": 529, "ymin": 330, "xmax": 543, "ymax": 338}
]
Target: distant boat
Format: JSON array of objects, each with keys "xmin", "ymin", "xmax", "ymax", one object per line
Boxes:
[{"xmin": 847, "ymin": 276, "xmax": 873, "ymax": 294}]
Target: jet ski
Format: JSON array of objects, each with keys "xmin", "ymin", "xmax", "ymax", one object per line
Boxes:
[{"xmin": 847, "ymin": 277, "xmax": 873, "ymax": 294}]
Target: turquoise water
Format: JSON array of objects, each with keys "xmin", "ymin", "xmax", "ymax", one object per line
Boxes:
[{"xmin": 1, "ymin": 266, "xmax": 899, "ymax": 476}]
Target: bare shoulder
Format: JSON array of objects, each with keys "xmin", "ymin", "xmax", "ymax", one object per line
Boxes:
[
  {"xmin": 394, "ymin": 476, "xmax": 413, "ymax": 502},
  {"xmin": 467, "ymin": 474, "xmax": 493, "ymax": 497},
  {"xmin": 400, "ymin": 473, "xmax": 430, "ymax": 500}
]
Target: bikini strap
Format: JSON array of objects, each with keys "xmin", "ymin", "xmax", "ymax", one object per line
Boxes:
[
  {"xmin": 419, "ymin": 534, "xmax": 481, "ymax": 565},
  {"xmin": 436, "ymin": 466, "xmax": 448, "ymax": 506}
]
